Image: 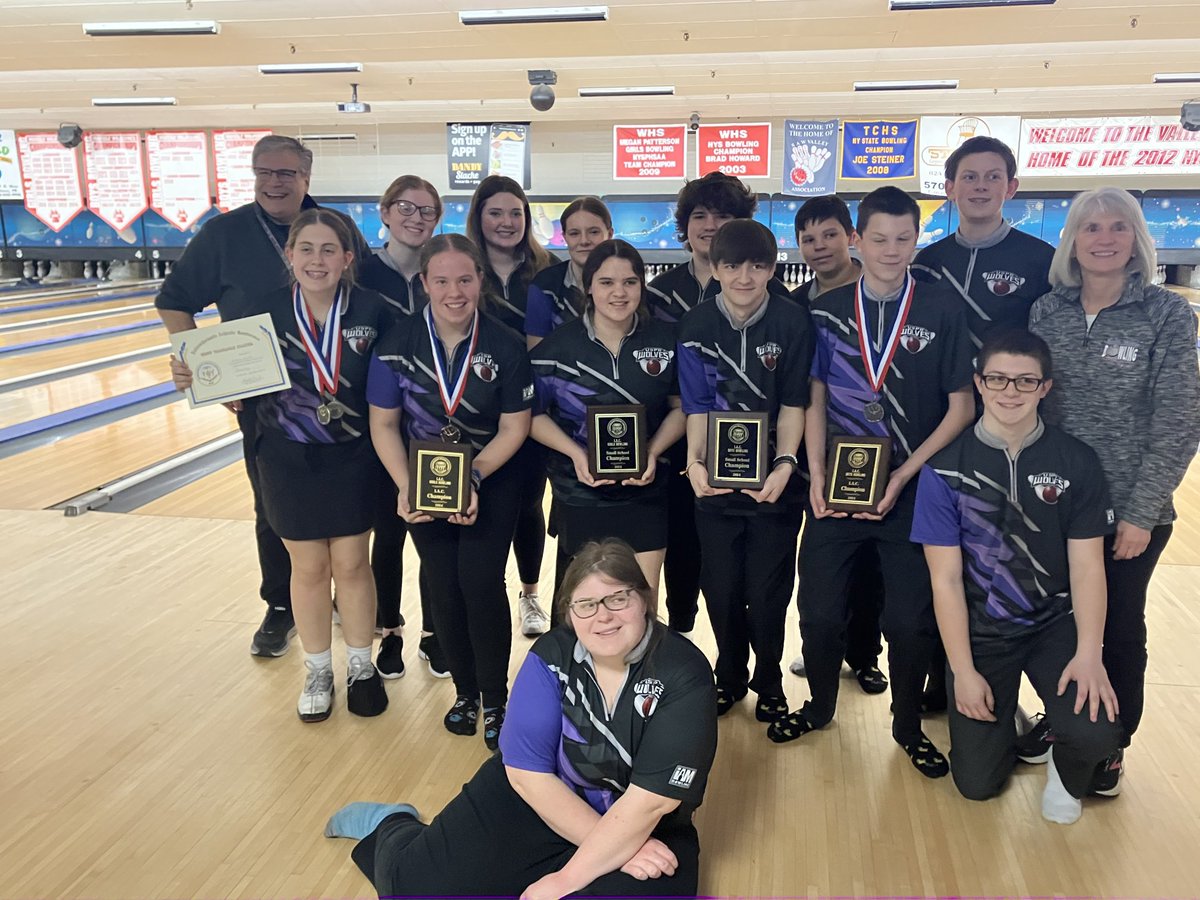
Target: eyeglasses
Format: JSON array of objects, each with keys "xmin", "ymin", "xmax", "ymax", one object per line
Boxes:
[
  {"xmin": 569, "ymin": 587, "xmax": 635, "ymax": 619},
  {"xmin": 393, "ymin": 199, "xmax": 439, "ymax": 222},
  {"xmin": 979, "ymin": 374, "xmax": 1045, "ymax": 393},
  {"xmin": 252, "ymin": 167, "xmax": 301, "ymax": 182}
]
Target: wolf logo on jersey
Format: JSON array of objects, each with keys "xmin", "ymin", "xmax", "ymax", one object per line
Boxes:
[
  {"xmin": 982, "ymin": 270, "xmax": 1027, "ymax": 296},
  {"xmin": 633, "ymin": 346, "xmax": 674, "ymax": 377},
  {"xmin": 902, "ymin": 325, "xmax": 936, "ymax": 354},
  {"xmin": 1029, "ymin": 472, "xmax": 1070, "ymax": 504},
  {"xmin": 472, "ymin": 351, "xmax": 498, "ymax": 382},
  {"xmin": 343, "ymin": 324, "xmax": 378, "ymax": 355},
  {"xmin": 756, "ymin": 342, "xmax": 782, "ymax": 371},
  {"xmin": 633, "ymin": 678, "xmax": 665, "ymax": 719}
]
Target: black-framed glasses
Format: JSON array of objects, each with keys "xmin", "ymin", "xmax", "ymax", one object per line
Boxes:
[
  {"xmin": 569, "ymin": 587, "xmax": 635, "ymax": 619},
  {"xmin": 393, "ymin": 199, "xmax": 439, "ymax": 222},
  {"xmin": 979, "ymin": 374, "xmax": 1045, "ymax": 393},
  {"xmin": 252, "ymin": 167, "xmax": 301, "ymax": 182}
]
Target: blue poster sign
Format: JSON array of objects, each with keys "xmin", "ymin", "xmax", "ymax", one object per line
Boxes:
[
  {"xmin": 782, "ymin": 119, "xmax": 838, "ymax": 197},
  {"xmin": 840, "ymin": 120, "xmax": 918, "ymax": 180}
]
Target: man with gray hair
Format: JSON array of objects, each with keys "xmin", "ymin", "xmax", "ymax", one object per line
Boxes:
[{"xmin": 156, "ymin": 134, "xmax": 369, "ymax": 658}]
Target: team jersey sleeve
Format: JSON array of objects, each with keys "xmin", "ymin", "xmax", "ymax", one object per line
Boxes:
[
  {"xmin": 1066, "ymin": 444, "xmax": 1117, "ymax": 539},
  {"xmin": 500, "ymin": 336, "xmax": 535, "ymax": 414},
  {"xmin": 628, "ymin": 654, "xmax": 717, "ymax": 804},
  {"xmin": 529, "ymin": 343, "xmax": 558, "ymax": 417},
  {"xmin": 910, "ymin": 464, "xmax": 963, "ymax": 547},
  {"xmin": 939, "ymin": 303, "xmax": 977, "ymax": 394},
  {"xmin": 366, "ymin": 349, "xmax": 404, "ymax": 409},
  {"xmin": 524, "ymin": 284, "xmax": 555, "ymax": 338},
  {"xmin": 779, "ymin": 309, "xmax": 815, "ymax": 408},
  {"xmin": 675, "ymin": 313, "xmax": 716, "ymax": 415},
  {"xmin": 809, "ymin": 309, "xmax": 832, "ymax": 384},
  {"xmin": 499, "ymin": 651, "xmax": 563, "ymax": 774}
]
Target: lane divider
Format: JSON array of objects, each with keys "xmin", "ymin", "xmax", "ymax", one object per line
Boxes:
[
  {"xmin": 0, "ymin": 308, "xmax": 217, "ymax": 356},
  {"xmin": 0, "ymin": 301, "xmax": 155, "ymax": 333},
  {"xmin": 0, "ymin": 381, "xmax": 178, "ymax": 450},
  {"xmin": 0, "ymin": 344, "xmax": 171, "ymax": 393},
  {"xmin": 0, "ymin": 285, "xmax": 158, "ymax": 317}
]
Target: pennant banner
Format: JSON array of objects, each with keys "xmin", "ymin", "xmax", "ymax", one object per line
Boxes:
[
  {"xmin": 782, "ymin": 119, "xmax": 838, "ymax": 197},
  {"xmin": 83, "ymin": 131, "xmax": 148, "ymax": 233},
  {"xmin": 146, "ymin": 131, "xmax": 212, "ymax": 231},
  {"xmin": 214, "ymin": 129, "xmax": 272, "ymax": 212},
  {"xmin": 17, "ymin": 132, "xmax": 85, "ymax": 232}
]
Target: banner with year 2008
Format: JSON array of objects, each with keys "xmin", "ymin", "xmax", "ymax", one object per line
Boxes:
[{"xmin": 839, "ymin": 120, "xmax": 917, "ymax": 181}]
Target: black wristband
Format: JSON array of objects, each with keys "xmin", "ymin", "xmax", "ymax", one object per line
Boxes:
[{"xmin": 772, "ymin": 453, "xmax": 799, "ymax": 470}]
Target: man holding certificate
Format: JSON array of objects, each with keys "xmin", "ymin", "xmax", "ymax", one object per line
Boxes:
[
  {"xmin": 768, "ymin": 188, "xmax": 975, "ymax": 780},
  {"xmin": 677, "ymin": 219, "xmax": 814, "ymax": 726}
]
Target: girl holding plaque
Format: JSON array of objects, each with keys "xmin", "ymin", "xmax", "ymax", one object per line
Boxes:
[
  {"xmin": 170, "ymin": 208, "xmax": 393, "ymax": 724},
  {"xmin": 530, "ymin": 239, "xmax": 685, "ymax": 599},
  {"xmin": 367, "ymin": 233, "xmax": 533, "ymax": 750},
  {"xmin": 525, "ymin": 197, "xmax": 614, "ymax": 346},
  {"xmin": 467, "ymin": 175, "xmax": 556, "ymax": 638}
]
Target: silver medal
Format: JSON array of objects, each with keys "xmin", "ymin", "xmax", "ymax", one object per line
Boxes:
[
  {"xmin": 440, "ymin": 423, "xmax": 462, "ymax": 444},
  {"xmin": 864, "ymin": 401, "xmax": 885, "ymax": 423},
  {"xmin": 317, "ymin": 404, "xmax": 332, "ymax": 425}
]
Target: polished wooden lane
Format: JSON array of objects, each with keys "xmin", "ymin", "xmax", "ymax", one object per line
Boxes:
[
  {"xmin": 1, "ymin": 453, "xmax": 1197, "ymax": 898},
  {"xmin": 0, "ymin": 306, "xmax": 164, "ymax": 347},
  {"xmin": 134, "ymin": 461, "xmax": 254, "ymax": 520},
  {"xmin": 0, "ymin": 293, "xmax": 155, "ymax": 326},
  {"xmin": 0, "ymin": 358, "xmax": 175, "ymax": 429},
  {"xmin": 0, "ymin": 402, "xmax": 236, "ymax": 509}
]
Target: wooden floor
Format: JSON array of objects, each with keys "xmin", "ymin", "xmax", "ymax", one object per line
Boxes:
[{"xmin": 2, "ymin": 458, "xmax": 1199, "ymax": 898}]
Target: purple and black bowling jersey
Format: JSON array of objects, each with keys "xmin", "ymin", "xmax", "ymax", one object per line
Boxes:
[
  {"xmin": 366, "ymin": 310, "xmax": 533, "ymax": 452},
  {"xmin": 810, "ymin": 279, "xmax": 974, "ymax": 468},
  {"xmin": 500, "ymin": 626, "xmax": 717, "ymax": 822},
  {"xmin": 254, "ymin": 285, "xmax": 391, "ymax": 444},
  {"xmin": 532, "ymin": 314, "xmax": 679, "ymax": 506},
  {"xmin": 647, "ymin": 259, "xmax": 790, "ymax": 325},
  {"xmin": 911, "ymin": 420, "xmax": 1115, "ymax": 643},
  {"xmin": 525, "ymin": 260, "xmax": 585, "ymax": 339}
]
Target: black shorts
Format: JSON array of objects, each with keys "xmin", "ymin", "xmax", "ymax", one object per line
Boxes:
[
  {"xmin": 555, "ymin": 497, "xmax": 668, "ymax": 555},
  {"xmin": 257, "ymin": 431, "xmax": 380, "ymax": 541}
]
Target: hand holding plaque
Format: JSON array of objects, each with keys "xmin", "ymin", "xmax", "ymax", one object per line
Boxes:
[
  {"xmin": 408, "ymin": 440, "xmax": 474, "ymax": 519},
  {"xmin": 587, "ymin": 405, "xmax": 648, "ymax": 481},
  {"xmin": 706, "ymin": 411, "xmax": 769, "ymax": 490},
  {"xmin": 825, "ymin": 436, "xmax": 891, "ymax": 515}
]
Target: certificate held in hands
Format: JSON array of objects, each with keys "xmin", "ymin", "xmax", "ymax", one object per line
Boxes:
[
  {"xmin": 706, "ymin": 410, "xmax": 768, "ymax": 490},
  {"xmin": 170, "ymin": 313, "xmax": 290, "ymax": 407},
  {"xmin": 409, "ymin": 440, "xmax": 474, "ymax": 518},
  {"xmin": 587, "ymin": 404, "xmax": 647, "ymax": 479},
  {"xmin": 825, "ymin": 436, "xmax": 891, "ymax": 514}
]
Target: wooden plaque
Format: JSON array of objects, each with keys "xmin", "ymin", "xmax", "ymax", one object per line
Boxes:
[
  {"xmin": 587, "ymin": 404, "xmax": 648, "ymax": 479},
  {"xmin": 408, "ymin": 440, "xmax": 474, "ymax": 518},
  {"xmin": 825, "ymin": 435, "xmax": 892, "ymax": 514},
  {"xmin": 706, "ymin": 410, "xmax": 769, "ymax": 490}
]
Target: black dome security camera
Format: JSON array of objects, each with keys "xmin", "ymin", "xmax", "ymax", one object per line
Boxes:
[{"xmin": 528, "ymin": 70, "xmax": 557, "ymax": 113}]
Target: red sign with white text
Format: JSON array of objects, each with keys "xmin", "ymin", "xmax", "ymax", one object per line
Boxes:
[
  {"xmin": 697, "ymin": 123, "xmax": 771, "ymax": 179},
  {"xmin": 213, "ymin": 129, "xmax": 272, "ymax": 212},
  {"xmin": 17, "ymin": 132, "xmax": 85, "ymax": 232},
  {"xmin": 83, "ymin": 131, "xmax": 148, "ymax": 233},
  {"xmin": 146, "ymin": 131, "xmax": 212, "ymax": 231},
  {"xmin": 1019, "ymin": 117, "xmax": 1200, "ymax": 177},
  {"xmin": 613, "ymin": 125, "xmax": 687, "ymax": 180}
]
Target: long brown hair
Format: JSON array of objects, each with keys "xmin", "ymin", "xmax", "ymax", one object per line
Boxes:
[
  {"xmin": 466, "ymin": 175, "xmax": 552, "ymax": 274},
  {"xmin": 286, "ymin": 208, "xmax": 357, "ymax": 291}
]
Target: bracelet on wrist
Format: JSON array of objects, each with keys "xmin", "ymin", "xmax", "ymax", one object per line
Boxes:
[
  {"xmin": 772, "ymin": 453, "xmax": 799, "ymax": 470},
  {"xmin": 680, "ymin": 459, "xmax": 706, "ymax": 476},
  {"xmin": 470, "ymin": 467, "xmax": 483, "ymax": 490}
]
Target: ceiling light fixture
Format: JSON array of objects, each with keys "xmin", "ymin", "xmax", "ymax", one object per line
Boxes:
[
  {"xmin": 459, "ymin": 6, "xmax": 608, "ymax": 25},
  {"xmin": 578, "ymin": 85, "xmax": 675, "ymax": 97},
  {"xmin": 1154, "ymin": 73, "xmax": 1200, "ymax": 84},
  {"xmin": 258, "ymin": 62, "xmax": 363, "ymax": 75},
  {"xmin": 91, "ymin": 96, "xmax": 178, "ymax": 106},
  {"xmin": 298, "ymin": 134, "xmax": 358, "ymax": 142},
  {"xmin": 83, "ymin": 20, "xmax": 220, "ymax": 36},
  {"xmin": 854, "ymin": 79, "xmax": 959, "ymax": 91},
  {"xmin": 889, "ymin": 0, "xmax": 1054, "ymax": 9}
]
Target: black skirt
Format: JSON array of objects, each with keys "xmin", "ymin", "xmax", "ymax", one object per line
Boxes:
[
  {"xmin": 554, "ymin": 496, "xmax": 668, "ymax": 555},
  {"xmin": 257, "ymin": 431, "xmax": 381, "ymax": 541}
]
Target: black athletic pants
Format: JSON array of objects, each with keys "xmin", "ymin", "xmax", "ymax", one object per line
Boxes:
[
  {"xmin": 237, "ymin": 407, "xmax": 290, "ymax": 612},
  {"xmin": 512, "ymin": 440, "xmax": 548, "ymax": 587},
  {"xmin": 798, "ymin": 488, "xmax": 937, "ymax": 745},
  {"xmin": 947, "ymin": 614, "xmax": 1124, "ymax": 800},
  {"xmin": 695, "ymin": 505, "xmax": 802, "ymax": 699},
  {"xmin": 371, "ymin": 479, "xmax": 433, "ymax": 632},
  {"xmin": 352, "ymin": 755, "xmax": 700, "ymax": 898},
  {"xmin": 662, "ymin": 447, "xmax": 702, "ymax": 629},
  {"xmin": 408, "ymin": 463, "xmax": 521, "ymax": 708},
  {"xmin": 1102, "ymin": 523, "xmax": 1172, "ymax": 745}
]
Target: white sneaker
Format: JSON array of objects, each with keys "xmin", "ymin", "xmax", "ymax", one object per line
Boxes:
[
  {"xmin": 519, "ymin": 592, "xmax": 550, "ymax": 637},
  {"xmin": 298, "ymin": 661, "xmax": 334, "ymax": 722}
]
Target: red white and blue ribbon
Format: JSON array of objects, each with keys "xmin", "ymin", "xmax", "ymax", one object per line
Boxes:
[
  {"xmin": 424, "ymin": 304, "xmax": 479, "ymax": 418},
  {"xmin": 293, "ymin": 284, "xmax": 343, "ymax": 396},
  {"xmin": 854, "ymin": 273, "xmax": 914, "ymax": 394}
]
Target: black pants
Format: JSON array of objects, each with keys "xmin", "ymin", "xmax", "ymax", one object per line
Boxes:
[
  {"xmin": 371, "ymin": 479, "xmax": 433, "ymax": 632},
  {"xmin": 798, "ymin": 490, "xmax": 937, "ymax": 745},
  {"xmin": 662, "ymin": 451, "xmax": 702, "ymax": 629},
  {"xmin": 796, "ymin": 525, "xmax": 884, "ymax": 671},
  {"xmin": 1103, "ymin": 523, "xmax": 1173, "ymax": 744},
  {"xmin": 408, "ymin": 463, "xmax": 521, "ymax": 708},
  {"xmin": 947, "ymin": 615, "xmax": 1124, "ymax": 800},
  {"xmin": 512, "ymin": 440, "xmax": 548, "ymax": 587},
  {"xmin": 237, "ymin": 407, "xmax": 290, "ymax": 611},
  {"xmin": 695, "ymin": 505, "xmax": 802, "ymax": 698},
  {"xmin": 352, "ymin": 755, "xmax": 700, "ymax": 898}
]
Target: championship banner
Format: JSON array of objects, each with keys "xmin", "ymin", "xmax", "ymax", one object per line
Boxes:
[
  {"xmin": 82, "ymin": 131, "xmax": 148, "ymax": 232},
  {"xmin": 781, "ymin": 119, "xmax": 837, "ymax": 197},
  {"xmin": 487, "ymin": 123, "xmax": 531, "ymax": 188},
  {"xmin": 840, "ymin": 120, "xmax": 918, "ymax": 180},
  {"xmin": 214, "ymin": 129, "xmax": 272, "ymax": 212},
  {"xmin": 16, "ymin": 132, "xmax": 85, "ymax": 231},
  {"xmin": 146, "ymin": 131, "xmax": 212, "ymax": 231},
  {"xmin": 918, "ymin": 116, "xmax": 1022, "ymax": 194},
  {"xmin": 1018, "ymin": 117, "xmax": 1200, "ymax": 177},
  {"xmin": 0, "ymin": 129, "xmax": 23, "ymax": 200},
  {"xmin": 613, "ymin": 125, "xmax": 687, "ymax": 180},
  {"xmin": 697, "ymin": 123, "xmax": 771, "ymax": 178}
]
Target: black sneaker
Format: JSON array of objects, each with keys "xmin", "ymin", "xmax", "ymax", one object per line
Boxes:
[
  {"xmin": 346, "ymin": 659, "xmax": 389, "ymax": 717},
  {"xmin": 251, "ymin": 605, "xmax": 296, "ymax": 658},
  {"xmin": 900, "ymin": 733, "xmax": 949, "ymax": 779},
  {"xmin": 376, "ymin": 634, "xmax": 406, "ymax": 680},
  {"xmin": 418, "ymin": 633, "xmax": 452, "ymax": 679},
  {"xmin": 1088, "ymin": 748, "xmax": 1124, "ymax": 797},
  {"xmin": 444, "ymin": 695, "xmax": 479, "ymax": 735},
  {"xmin": 1016, "ymin": 714, "xmax": 1055, "ymax": 764},
  {"xmin": 483, "ymin": 706, "xmax": 506, "ymax": 751},
  {"xmin": 854, "ymin": 665, "xmax": 889, "ymax": 695}
]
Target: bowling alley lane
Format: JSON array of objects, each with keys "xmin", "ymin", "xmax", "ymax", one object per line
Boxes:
[
  {"xmin": 134, "ymin": 463, "xmax": 254, "ymax": 520},
  {"xmin": 0, "ymin": 292, "xmax": 156, "ymax": 326},
  {"xmin": 0, "ymin": 306, "xmax": 164, "ymax": 347},
  {"xmin": 0, "ymin": 356, "xmax": 178, "ymax": 429}
]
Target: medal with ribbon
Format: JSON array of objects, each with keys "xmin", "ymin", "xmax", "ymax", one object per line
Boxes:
[
  {"xmin": 425, "ymin": 305, "xmax": 479, "ymax": 443},
  {"xmin": 854, "ymin": 274, "xmax": 914, "ymax": 424},
  {"xmin": 293, "ymin": 284, "xmax": 344, "ymax": 425}
]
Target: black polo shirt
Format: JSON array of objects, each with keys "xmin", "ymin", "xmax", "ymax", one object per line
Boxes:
[
  {"xmin": 253, "ymin": 285, "xmax": 391, "ymax": 444},
  {"xmin": 912, "ymin": 419, "xmax": 1115, "ymax": 643},
  {"xmin": 525, "ymin": 259, "xmax": 586, "ymax": 338},
  {"xmin": 532, "ymin": 314, "xmax": 679, "ymax": 506},
  {"xmin": 647, "ymin": 259, "xmax": 790, "ymax": 325},
  {"xmin": 677, "ymin": 293, "xmax": 814, "ymax": 515},
  {"xmin": 501, "ymin": 625, "xmax": 718, "ymax": 822},
  {"xmin": 357, "ymin": 247, "xmax": 429, "ymax": 321},
  {"xmin": 911, "ymin": 224, "xmax": 1054, "ymax": 349},
  {"xmin": 810, "ymin": 278, "xmax": 974, "ymax": 469},
  {"xmin": 366, "ymin": 308, "xmax": 533, "ymax": 451}
]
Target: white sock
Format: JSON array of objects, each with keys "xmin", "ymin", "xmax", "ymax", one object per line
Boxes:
[
  {"xmin": 1042, "ymin": 747, "xmax": 1083, "ymax": 825},
  {"xmin": 346, "ymin": 644, "xmax": 373, "ymax": 672},
  {"xmin": 305, "ymin": 648, "xmax": 333, "ymax": 672}
]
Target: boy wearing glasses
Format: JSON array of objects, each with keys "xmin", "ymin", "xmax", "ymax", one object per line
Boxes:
[{"xmin": 911, "ymin": 329, "xmax": 1122, "ymax": 823}]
